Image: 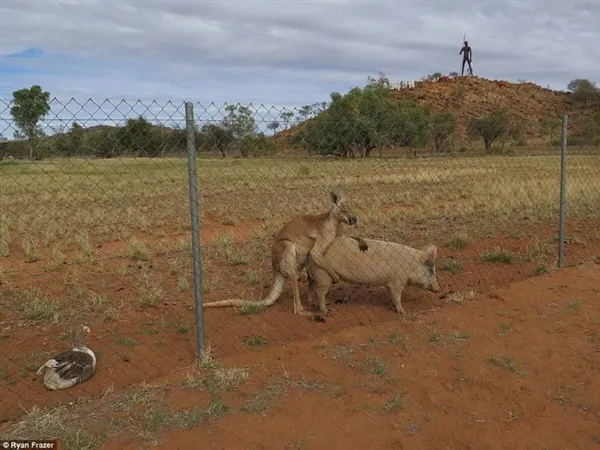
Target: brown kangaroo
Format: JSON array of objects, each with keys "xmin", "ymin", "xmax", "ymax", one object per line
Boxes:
[{"xmin": 203, "ymin": 191, "xmax": 368, "ymax": 315}]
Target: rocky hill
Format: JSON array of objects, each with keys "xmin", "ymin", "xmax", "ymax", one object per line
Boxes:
[{"xmin": 275, "ymin": 76, "xmax": 599, "ymax": 150}]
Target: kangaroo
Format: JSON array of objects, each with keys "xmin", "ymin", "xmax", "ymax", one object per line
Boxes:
[
  {"xmin": 306, "ymin": 236, "xmax": 440, "ymax": 315},
  {"xmin": 203, "ymin": 191, "xmax": 369, "ymax": 315}
]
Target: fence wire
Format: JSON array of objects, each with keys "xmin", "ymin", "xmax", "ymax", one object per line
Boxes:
[{"xmin": 1, "ymin": 96, "xmax": 599, "ymax": 421}]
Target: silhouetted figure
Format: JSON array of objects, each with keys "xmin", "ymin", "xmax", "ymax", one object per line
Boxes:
[{"xmin": 460, "ymin": 40, "xmax": 473, "ymax": 76}]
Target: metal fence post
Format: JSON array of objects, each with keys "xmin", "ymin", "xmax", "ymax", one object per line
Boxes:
[
  {"xmin": 185, "ymin": 101, "xmax": 205, "ymax": 358},
  {"xmin": 557, "ymin": 115, "xmax": 568, "ymax": 269}
]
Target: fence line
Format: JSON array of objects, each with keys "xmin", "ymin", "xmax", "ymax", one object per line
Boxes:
[
  {"xmin": 185, "ymin": 101, "xmax": 205, "ymax": 359},
  {"xmin": 0, "ymin": 98, "xmax": 599, "ymax": 422},
  {"xmin": 558, "ymin": 115, "xmax": 568, "ymax": 268}
]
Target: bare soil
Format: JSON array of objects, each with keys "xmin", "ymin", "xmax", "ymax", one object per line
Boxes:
[
  {"xmin": 1, "ymin": 218, "xmax": 599, "ymax": 424},
  {"xmin": 3, "ymin": 259, "xmax": 598, "ymax": 449},
  {"xmin": 103, "ymin": 260, "xmax": 600, "ymax": 449}
]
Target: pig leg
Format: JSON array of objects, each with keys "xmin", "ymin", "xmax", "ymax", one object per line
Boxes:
[{"xmin": 387, "ymin": 283, "xmax": 407, "ymax": 315}]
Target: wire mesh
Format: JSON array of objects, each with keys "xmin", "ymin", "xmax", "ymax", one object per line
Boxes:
[
  {"xmin": 0, "ymin": 98, "xmax": 195, "ymax": 420},
  {"xmin": 1, "ymin": 91, "xmax": 599, "ymax": 421}
]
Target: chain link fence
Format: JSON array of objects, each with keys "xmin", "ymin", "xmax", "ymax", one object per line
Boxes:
[{"xmin": 1, "ymin": 94, "xmax": 599, "ymax": 421}]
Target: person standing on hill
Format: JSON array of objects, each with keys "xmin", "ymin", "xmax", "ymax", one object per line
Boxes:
[{"xmin": 460, "ymin": 40, "xmax": 473, "ymax": 76}]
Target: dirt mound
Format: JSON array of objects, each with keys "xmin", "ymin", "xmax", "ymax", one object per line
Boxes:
[
  {"xmin": 391, "ymin": 76, "xmax": 591, "ymax": 144},
  {"xmin": 275, "ymin": 76, "xmax": 599, "ymax": 150}
]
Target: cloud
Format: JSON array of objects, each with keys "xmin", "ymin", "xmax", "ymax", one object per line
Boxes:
[
  {"xmin": 6, "ymin": 47, "xmax": 44, "ymax": 59},
  {"xmin": 1, "ymin": 0, "xmax": 599, "ymax": 136}
]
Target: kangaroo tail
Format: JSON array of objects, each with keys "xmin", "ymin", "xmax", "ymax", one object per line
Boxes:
[{"xmin": 203, "ymin": 273, "xmax": 285, "ymax": 309}]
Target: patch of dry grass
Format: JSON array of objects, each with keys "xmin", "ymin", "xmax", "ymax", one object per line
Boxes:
[
  {"xmin": 135, "ymin": 272, "xmax": 164, "ymax": 308},
  {"xmin": 14, "ymin": 289, "xmax": 62, "ymax": 321},
  {"xmin": 481, "ymin": 247, "xmax": 519, "ymax": 264},
  {"xmin": 21, "ymin": 236, "xmax": 41, "ymax": 262},
  {"xmin": 183, "ymin": 366, "xmax": 250, "ymax": 393},
  {"xmin": 125, "ymin": 236, "xmax": 151, "ymax": 261},
  {"xmin": 3, "ymin": 378, "xmax": 232, "ymax": 449},
  {"xmin": 241, "ymin": 381, "xmax": 289, "ymax": 414},
  {"xmin": 444, "ymin": 290, "xmax": 477, "ymax": 304},
  {"xmin": 89, "ymin": 291, "xmax": 124, "ymax": 321},
  {"xmin": 0, "ymin": 153, "xmax": 596, "ymax": 315},
  {"xmin": 526, "ymin": 237, "xmax": 554, "ymax": 262},
  {"xmin": 0, "ymin": 215, "xmax": 11, "ymax": 257},
  {"xmin": 445, "ymin": 232, "xmax": 469, "ymax": 250},
  {"xmin": 439, "ymin": 257, "xmax": 464, "ymax": 274},
  {"xmin": 0, "ymin": 155, "xmax": 597, "ymax": 277},
  {"xmin": 237, "ymin": 302, "xmax": 268, "ymax": 315},
  {"xmin": 5, "ymin": 402, "xmax": 102, "ymax": 449}
]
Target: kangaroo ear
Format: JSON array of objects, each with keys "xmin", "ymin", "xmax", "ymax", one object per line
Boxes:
[
  {"xmin": 422, "ymin": 245, "xmax": 437, "ymax": 262},
  {"xmin": 330, "ymin": 190, "xmax": 343, "ymax": 205},
  {"xmin": 330, "ymin": 191, "xmax": 338, "ymax": 204}
]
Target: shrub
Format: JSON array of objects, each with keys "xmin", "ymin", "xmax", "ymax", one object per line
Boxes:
[
  {"xmin": 468, "ymin": 109, "xmax": 510, "ymax": 152},
  {"xmin": 296, "ymin": 74, "xmax": 432, "ymax": 157},
  {"xmin": 431, "ymin": 112, "xmax": 457, "ymax": 152}
]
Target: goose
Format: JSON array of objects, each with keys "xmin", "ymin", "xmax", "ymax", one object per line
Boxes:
[{"xmin": 36, "ymin": 324, "xmax": 97, "ymax": 390}]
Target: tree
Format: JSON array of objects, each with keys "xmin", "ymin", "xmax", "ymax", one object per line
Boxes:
[
  {"xmin": 118, "ymin": 116, "xmax": 164, "ymax": 157},
  {"xmin": 425, "ymin": 72, "xmax": 442, "ymax": 80},
  {"xmin": 67, "ymin": 122, "xmax": 85, "ymax": 157},
  {"xmin": 295, "ymin": 74, "xmax": 431, "ymax": 157},
  {"xmin": 88, "ymin": 128, "xmax": 121, "ymax": 158},
  {"xmin": 10, "ymin": 85, "xmax": 51, "ymax": 159},
  {"xmin": 280, "ymin": 111, "xmax": 294, "ymax": 130},
  {"xmin": 468, "ymin": 109, "xmax": 510, "ymax": 152},
  {"xmin": 367, "ymin": 72, "xmax": 391, "ymax": 90},
  {"xmin": 200, "ymin": 124, "xmax": 234, "ymax": 157},
  {"xmin": 298, "ymin": 105, "xmax": 313, "ymax": 121},
  {"xmin": 567, "ymin": 78, "xmax": 597, "ymax": 93},
  {"xmin": 222, "ymin": 105, "xmax": 256, "ymax": 139},
  {"xmin": 540, "ymin": 119, "xmax": 561, "ymax": 146},
  {"xmin": 312, "ymin": 102, "xmax": 328, "ymax": 113},
  {"xmin": 570, "ymin": 112, "xmax": 600, "ymax": 147},
  {"xmin": 431, "ymin": 112, "xmax": 457, "ymax": 152},
  {"xmin": 50, "ymin": 124, "xmax": 69, "ymax": 157},
  {"xmin": 567, "ymin": 78, "xmax": 600, "ymax": 103},
  {"xmin": 266, "ymin": 121, "xmax": 280, "ymax": 135},
  {"xmin": 238, "ymin": 133, "xmax": 277, "ymax": 157}
]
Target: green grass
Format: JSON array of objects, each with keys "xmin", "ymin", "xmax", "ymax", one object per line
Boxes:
[
  {"xmin": 428, "ymin": 331, "xmax": 443, "ymax": 343},
  {"xmin": 244, "ymin": 336, "xmax": 267, "ymax": 346},
  {"xmin": 237, "ymin": 302, "xmax": 268, "ymax": 315},
  {"xmin": 488, "ymin": 355, "xmax": 526, "ymax": 376},
  {"xmin": 565, "ymin": 300, "xmax": 582, "ymax": 314},
  {"xmin": 363, "ymin": 357, "xmax": 387, "ymax": 376},
  {"xmin": 439, "ymin": 257, "xmax": 464, "ymax": 274},
  {"xmin": 481, "ymin": 247, "xmax": 518, "ymax": 264},
  {"xmin": 445, "ymin": 233, "xmax": 469, "ymax": 250},
  {"xmin": 116, "ymin": 337, "xmax": 137, "ymax": 347},
  {"xmin": 382, "ymin": 391, "xmax": 406, "ymax": 413}
]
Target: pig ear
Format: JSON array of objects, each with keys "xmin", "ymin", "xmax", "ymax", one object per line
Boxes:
[{"xmin": 423, "ymin": 245, "xmax": 437, "ymax": 262}]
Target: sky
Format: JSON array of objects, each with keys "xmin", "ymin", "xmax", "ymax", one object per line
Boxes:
[{"xmin": 1, "ymin": 0, "xmax": 599, "ymax": 136}]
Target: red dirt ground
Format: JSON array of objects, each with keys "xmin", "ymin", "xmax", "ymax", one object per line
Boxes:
[
  {"xmin": 63, "ymin": 260, "xmax": 600, "ymax": 448},
  {"xmin": 1, "ymin": 219, "xmax": 599, "ymax": 426}
]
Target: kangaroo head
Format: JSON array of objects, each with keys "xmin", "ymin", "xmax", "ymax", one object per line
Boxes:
[
  {"xmin": 413, "ymin": 245, "xmax": 440, "ymax": 292},
  {"xmin": 330, "ymin": 190, "xmax": 357, "ymax": 226}
]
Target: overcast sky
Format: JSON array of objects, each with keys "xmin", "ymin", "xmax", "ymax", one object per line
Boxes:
[{"xmin": 1, "ymin": 0, "xmax": 599, "ymax": 132}]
